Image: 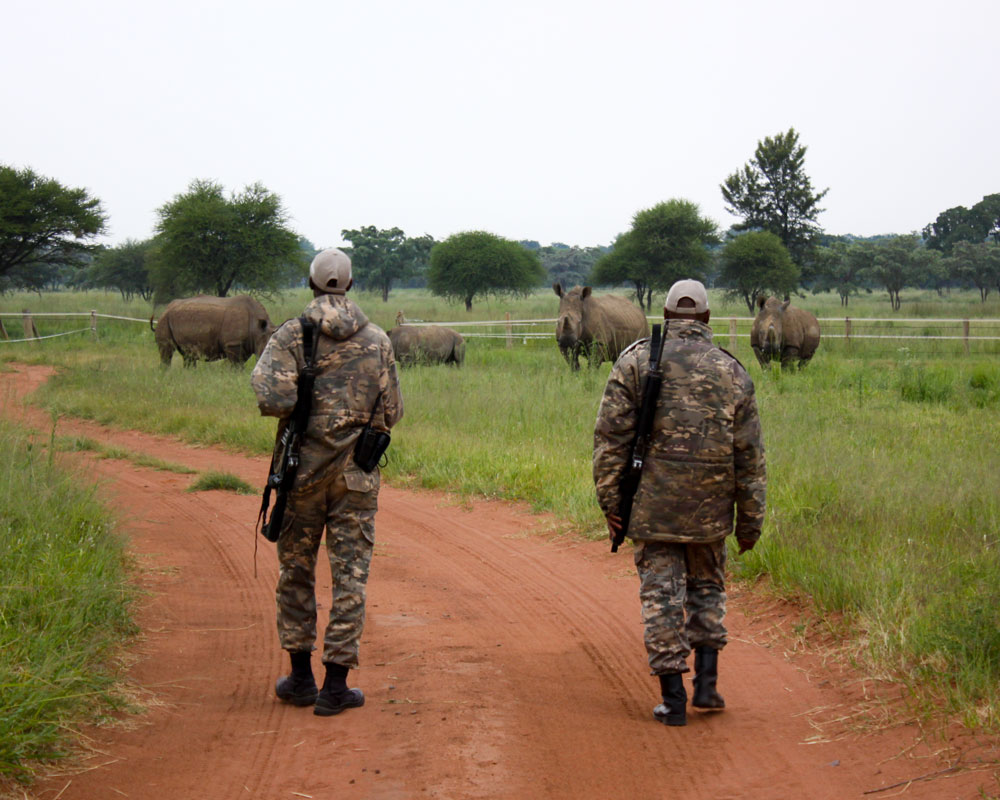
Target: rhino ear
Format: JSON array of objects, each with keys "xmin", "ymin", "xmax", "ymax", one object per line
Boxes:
[
  {"xmin": 553, "ymin": 282, "xmax": 563, "ymax": 297},
  {"xmin": 756, "ymin": 295, "xmax": 767, "ymax": 309},
  {"xmin": 581, "ymin": 286, "xmax": 592, "ymax": 299},
  {"xmin": 781, "ymin": 299, "xmax": 791, "ymax": 311}
]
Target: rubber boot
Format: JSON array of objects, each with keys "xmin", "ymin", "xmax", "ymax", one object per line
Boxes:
[
  {"xmin": 275, "ymin": 650, "xmax": 318, "ymax": 706},
  {"xmin": 652, "ymin": 673, "xmax": 687, "ymax": 726},
  {"xmin": 691, "ymin": 647, "xmax": 725, "ymax": 709},
  {"xmin": 314, "ymin": 662, "xmax": 365, "ymax": 717}
]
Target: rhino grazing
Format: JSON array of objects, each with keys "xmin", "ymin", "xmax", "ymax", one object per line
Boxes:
[
  {"xmin": 152, "ymin": 294, "xmax": 275, "ymax": 367},
  {"xmin": 750, "ymin": 296, "xmax": 821, "ymax": 369},
  {"xmin": 389, "ymin": 325, "xmax": 465, "ymax": 366},
  {"xmin": 553, "ymin": 284, "xmax": 649, "ymax": 370}
]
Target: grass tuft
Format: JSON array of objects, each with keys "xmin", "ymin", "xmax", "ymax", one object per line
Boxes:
[{"xmin": 187, "ymin": 471, "xmax": 257, "ymax": 495}]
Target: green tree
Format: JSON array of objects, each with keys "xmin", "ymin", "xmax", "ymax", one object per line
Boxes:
[
  {"xmin": 923, "ymin": 194, "xmax": 1000, "ymax": 253},
  {"xmin": 721, "ymin": 128, "xmax": 828, "ymax": 268},
  {"xmin": 869, "ymin": 234, "xmax": 940, "ymax": 311},
  {"xmin": 811, "ymin": 241, "xmax": 876, "ymax": 306},
  {"xmin": 541, "ymin": 244, "xmax": 606, "ymax": 291},
  {"xmin": 428, "ymin": 231, "xmax": 544, "ymax": 311},
  {"xmin": 0, "ymin": 165, "xmax": 106, "ymax": 285},
  {"xmin": 717, "ymin": 231, "xmax": 799, "ymax": 313},
  {"xmin": 947, "ymin": 241, "xmax": 1000, "ymax": 302},
  {"xmin": 153, "ymin": 179, "xmax": 302, "ymax": 298},
  {"xmin": 341, "ymin": 226, "xmax": 435, "ymax": 302},
  {"xmin": 87, "ymin": 238, "xmax": 157, "ymax": 301},
  {"xmin": 590, "ymin": 199, "xmax": 718, "ymax": 311}
]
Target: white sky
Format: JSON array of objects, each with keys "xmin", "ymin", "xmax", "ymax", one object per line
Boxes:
[{"xmin": 3, "ymin": 0, "xmax": 996, "ymax": 249}]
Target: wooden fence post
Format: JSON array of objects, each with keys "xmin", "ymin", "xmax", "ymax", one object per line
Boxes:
[
  {"xmin": 728, "ymin": 317, "xmax": 737, "ymax": 351},
  {"xmin": 505, "ymin": 312, "xmax": 512, "ymax": 349},
  {"xmin": 963, "ymin": 319, "xmax": 970, "ymax": 355},
  {"xmin": 0, "ymin": 318, "xmax": 7, "ymax": 340},
  {"xmin": 91, "ymin": 309, "xmax": 98, "ymax": 338},
  {"xmin": 22, "ymin": 310, "xmax": 39, "ymax": 340},
  {"xmin": 845, "ymin": 317, "xmax": 851, "ymax": 346}
]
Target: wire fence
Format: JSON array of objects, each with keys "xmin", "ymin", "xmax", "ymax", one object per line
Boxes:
[
  {"xmin": 3, "ymin": 310, "xmax": 1000, "ymax": 358},
  {"xmin": 402, "ymin": 314, "xmax": 1000, "ymax": 358}
]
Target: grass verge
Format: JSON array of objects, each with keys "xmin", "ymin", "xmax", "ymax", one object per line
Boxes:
[{"xmin": 0, "ymin": 420, "xmax": 136, "ymax": 785}]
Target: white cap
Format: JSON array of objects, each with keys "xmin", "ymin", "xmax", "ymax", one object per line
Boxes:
[
  {"xmin": 309, "ymin": 248, "xmax": 352, "ymax": 294},
  {"xmin": 664, "ymin": 279, "xmax": 709, "ymax": 313}
]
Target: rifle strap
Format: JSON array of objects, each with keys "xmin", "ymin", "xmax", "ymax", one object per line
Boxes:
[{"xmin": 300, "ymin": 316, "xmax": 317, "ymax": 370}]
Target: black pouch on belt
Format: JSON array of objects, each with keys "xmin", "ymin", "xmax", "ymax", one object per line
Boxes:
[{"xmin": 353, "ymin": 393, "xmax": 390, "ymax": 473}]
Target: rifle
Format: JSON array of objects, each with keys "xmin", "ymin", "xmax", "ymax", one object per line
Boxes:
[
  {"xmin": 258, "ymin": 317, "xmax": 318, "ymax": 543},
  {"xmin": 611, "ymin": 322, "xmax": 665, "ymax": 553}
]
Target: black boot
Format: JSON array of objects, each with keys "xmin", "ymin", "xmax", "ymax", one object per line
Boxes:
[
  {"xmin": 314, "ymin": 662, "xmax": 365, "ymax": 717},
  {"xmin": 653, "ymin": 673, "xmax": 687, "ymax": 726},
  {"xmin": 692, "ymin": 647, "xmax": 725, "ymax": 709},
  {"xmin": 275, "ymin": 650, "xmax": 318, "ymax": 706}
]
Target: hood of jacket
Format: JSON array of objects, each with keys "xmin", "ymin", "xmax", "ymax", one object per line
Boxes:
[{"xmin": 303, "ymin": 293, "xmax": 369, "ymax": 341}]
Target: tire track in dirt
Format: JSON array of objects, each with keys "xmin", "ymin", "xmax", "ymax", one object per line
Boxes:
[{"xmin": 2, "ymin": 363, "xmax": 996, "ymax": 800}]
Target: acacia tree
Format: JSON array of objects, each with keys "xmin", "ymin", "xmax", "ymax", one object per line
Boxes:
[
  {"xmin": 341, "ymin": 226, "xmax": 435, "ymax": 302},
  {"xmin": 0, "ymin": 165, "xmax": 106, "ymax": 283},
  {"xmin": 947, "ymin": 241, "xmax": 1000, "ymax": 302},
  {"xmin": 721, "ymin": 128, "xmax": 828, "ymax": 268},
  {"xmin": 88, "ymin": 238, "xmax": 157, "ymax": 301},
  {"xmin": 717, "ymin": 231, "xmax": 799, "ymax": 313},
  {"xmin": 869, "ymin": 235, "xmax": 941, "ymax": 311},
  {"xmin": 812, "ymin": 241, "xmax": 877, "ymax": 306},
  {"xmin": 154, "ymin": 180, "xmax": 302, "ymax": 298},
  {"xmin": 428, "ymin": 231, "xmax": 544, "ymax": 311},
  {"xmin": 590, "ymin": 199, "xmax": 718, "ymax": 310}
]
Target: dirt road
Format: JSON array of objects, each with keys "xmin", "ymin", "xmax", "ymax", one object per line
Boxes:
[{"xmin": 2, "ymin": 364, "xmax": 996, "ymax": 799}]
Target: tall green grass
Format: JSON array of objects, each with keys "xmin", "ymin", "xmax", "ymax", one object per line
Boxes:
[
  {"xmin": 4, "ymin": 288, "xmax": 1000, "ymax": 728},
  {"xmin": 0, "ymin": 419, "xmax": 135, "ymax": 783}
]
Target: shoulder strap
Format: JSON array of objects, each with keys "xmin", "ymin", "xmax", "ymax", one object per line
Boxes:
[{"xmin": 300, "ymin": 317, "xmax": 317, "ymax": 369}]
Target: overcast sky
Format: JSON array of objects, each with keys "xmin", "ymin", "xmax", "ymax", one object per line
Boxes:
[{"xmin": 3, "ymin": 0, "xmax": 996, "ymax": 250}]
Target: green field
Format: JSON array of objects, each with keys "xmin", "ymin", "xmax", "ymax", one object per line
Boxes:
[{"xmin": 2, "ymin": 286, "xmax": 1000, "ymax": 733}]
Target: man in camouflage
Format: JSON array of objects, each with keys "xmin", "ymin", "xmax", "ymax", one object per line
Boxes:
[
  {"xmin": 251, "ymin": 248, "xmax": 403, "ymax": 717},
  {"xmin": 593, "ymin": 279, "xmax": 766, "ymax": 726}
]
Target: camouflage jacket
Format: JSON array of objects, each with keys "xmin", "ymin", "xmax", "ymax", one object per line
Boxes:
[
  {"xmin": 593, "ymin": 320, "xmax": 766, "ymax": 545},
  {"xmin": 251, "ymin": 294, "xmax": 403, "ymax": 491}
]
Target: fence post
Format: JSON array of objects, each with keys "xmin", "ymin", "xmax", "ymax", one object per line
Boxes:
[
  {"xmin": 22, "ymin": 310, "xmax": 39, "ymax": 340},
  {"xmin": 845, "ymin": 317, "xmax": 851, "ymax": 346},
  {"xmin": 0, "ymin": 318, "xmax": 7, "ymax": 340},
  {"xmin": 963, "ymin": 318, "xmax": 970, "ymax": 355},
  {"xmin": 505, "ymin": 312, "xmax": 512, "ymax": 349},
  {"xmin": 91, "ymin": 309, "xmax": 98, "ymax": 338},
  {"xmin": 728, "ymin": 317, "xmax": 737, "ymax": 351}
]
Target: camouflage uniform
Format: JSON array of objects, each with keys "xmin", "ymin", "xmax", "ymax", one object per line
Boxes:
[
  {"xmin": 251, "ymin": 293, "xmax": 402, "ymax": 668},
  {"xmin": 593, "ymin": 320, "xmax": 765, "ymax": 674}
]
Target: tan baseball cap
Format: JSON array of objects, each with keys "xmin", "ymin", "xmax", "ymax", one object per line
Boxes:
[
  {"xmin": 309, "ymin": 248, "xmax": 352, "ymax": 294},
  {"xmin": 664, "ymin": 279, "xmax": 709, "ymax": 313}
]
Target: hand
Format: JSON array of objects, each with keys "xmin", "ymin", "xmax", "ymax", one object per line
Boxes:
[
  {"xmin": 737, "ymin": 538, "xmax": 755, "ymax": 554},
  {"xmin": 605, "ymin": 512, "xmax": 623, "ymax": 544}
]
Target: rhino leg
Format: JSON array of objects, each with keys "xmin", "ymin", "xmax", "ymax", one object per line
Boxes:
[
  {"xmin": 158, "ymin": 341, "xmax": 174, "ymax": 368},
  {"xmin": 780, "ymin": 346, "xmax": 800, "ymax": 370},
  {"xmin": 182, "ymin": 352, "xmax": 198, "ymax": 368},
  {"xmin": 751, "ymin": 345, "xmax": 768, "ymax": 369}
]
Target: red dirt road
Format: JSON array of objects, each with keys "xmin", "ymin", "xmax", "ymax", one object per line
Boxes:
[{"xmin": 2, "ymin": 364, "xmax": 997, "ymax": 799}]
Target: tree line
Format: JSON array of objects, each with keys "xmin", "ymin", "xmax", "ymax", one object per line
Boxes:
[{"xmin": 3, "ymin": 137, "xmax": 998, "ymax": 311}]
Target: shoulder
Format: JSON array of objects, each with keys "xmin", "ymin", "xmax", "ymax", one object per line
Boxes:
[{"xmin": 618, "ymin": 336, "xmax": 650, "ymax": 360}]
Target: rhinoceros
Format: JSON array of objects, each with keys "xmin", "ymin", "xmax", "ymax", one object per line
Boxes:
[
  {"xmin": 750, "ymin": 296, "xmax": 821, "ymax": 369},
  {"xmin": 389, "ymin": 325, "xmax": 465, "ymax": 366},
  {"xmin": 152, "ymin": 294, "xmax": 275, "ymax": 367},
  {"xmin": 553, "ymin": 284, "xmax": 649, "ymax": 370}
]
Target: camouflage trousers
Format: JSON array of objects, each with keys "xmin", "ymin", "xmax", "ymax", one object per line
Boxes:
[
  {"xmin": 634, "ymin": 538, "xmax": 727, "ymax": 675},
  {"xmin": 275, "ymin": 466, "xmax": 379, "ymax": 668}
]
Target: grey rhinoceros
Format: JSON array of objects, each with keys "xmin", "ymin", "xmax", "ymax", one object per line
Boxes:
[
  {"xmin": 389, "ymin": 325, "xmax": 465, "ymax": 366},
  {"xmin": 553, "ymin": 284, "xmax": 649, "ymax": 370},
  {"xmin": 152, "ymin": 294, "xmax": 275, "ymax": 367},
  {"xmin": 750, "ymin": 295, "xmax": 821, "ymax": 369}
]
